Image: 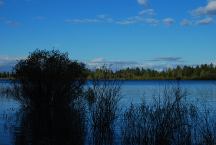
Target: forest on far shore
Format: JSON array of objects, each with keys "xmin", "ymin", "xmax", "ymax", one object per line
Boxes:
[
  {"xmin": 1, "ymin": 64, "xmax": 216, "ymax": 80},
  {"xmin": 89, "ymin": 64, "xmax": 216, "ymax": 80}
]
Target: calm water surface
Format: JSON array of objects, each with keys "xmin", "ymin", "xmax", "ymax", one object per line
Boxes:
[{"xmin": 0, "ymin": 80, "xmax": 216, "ymax": 145}]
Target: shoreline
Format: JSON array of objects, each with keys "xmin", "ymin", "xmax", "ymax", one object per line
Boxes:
[{"xmin": 1, "ymin": 78, "xmax": 216, "ymax": 81}]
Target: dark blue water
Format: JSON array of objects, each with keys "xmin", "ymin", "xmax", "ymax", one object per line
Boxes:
[
  {"xmin": 120, "ymin": 80, "xmax": 216, "ymax": 108},
  {"xmin": 0, "ymin": 80, "xmax": 216, "ymax": 145}
]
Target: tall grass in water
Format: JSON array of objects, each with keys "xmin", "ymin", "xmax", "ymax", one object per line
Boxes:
[
  {"xmin": 86, "ymin": 67, "xmax": 121, "ymax": 145},
  {"xmin": 121, "ymin": 83, "xmax": 201, "ymax": 145},
  {"xmin": 197, "ymin": 109, "xmax": 216, "ymax": 145}
]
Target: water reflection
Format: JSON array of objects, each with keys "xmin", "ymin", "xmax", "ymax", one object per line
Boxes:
[
  {"xmin": 14, "ymin": 105, "xmax": 85, "ymax": 145},
  {"xmin": 91, "ymin": 123, "xmax": 114, "ymax": 145},
  {"xmin": 1, "ymin": 80, "xmax": 216, "ymax": 145}
]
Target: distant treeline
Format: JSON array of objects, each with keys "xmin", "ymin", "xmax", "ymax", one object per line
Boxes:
[
  {"xmin": 88, "ymin": 64, "xmax": 216, "ymax": 80},
  {"xmin": 0, "ymin": 72, "xmax": 11, "ymax": 79},
  {"xmin": 1, "ymin": 64, "xmax": 216, "ymax": 80}
]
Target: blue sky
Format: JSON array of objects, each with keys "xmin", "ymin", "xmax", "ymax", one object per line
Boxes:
[{"xmin": 0, "ymin": 0, "xmax": 216, "ymax": 70}]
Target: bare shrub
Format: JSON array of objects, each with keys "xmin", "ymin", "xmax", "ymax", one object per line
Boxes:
[
  {"xmin": 87, "ymin": 67, "xmax": 122, "ymax": 145},
  {"xmin": 122, "ymin": 82, "xmax": 198, "ymax": 145}
]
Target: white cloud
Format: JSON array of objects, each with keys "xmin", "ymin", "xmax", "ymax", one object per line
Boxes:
[
  {"xmin": 85, "ymin": 57, "xmax": 186, "ymax": 71},
  {"xmin": 149, "ymin": 57, "xmax": 184, "ymax": 62},
  {"xmin": 139, "ymin": 9, "xmax": 155, "ymax": 16},
  {"xmin": 117, "ymin": 17, "xmax": 160, "ymax": 25},
  {"xmin": 192, "ymin": 7, "xmax": 206, "ymax": 16},
  {"xmin": 197, "ymin": 17, "xmax": 214, "ymax": 25},
  {"xmin": 65, "ymin": 14, "xmax": 161, "ymax": 26},
  {"xmin": 163, "ymin": 18, "xmax": 175, "ymax": 26},
  {"xmin": 192, "ymin": 0, "xmax": 216, "ymax": 16},
  {"xmin": 0, "ymin": 18, "xmax": 22, "ymax": 27},
  {"xmin": 116, "ymin": 20, "xmax": 137, "ymax": 25},
  {"xmin": 96, "ymin": 14, "xmax": 110, "ymax": 19},
  {"xmin": 180, "ymin": 19, "xmax": 191, "ymax": 26},
  {"xmin": 65, "ymin": 15, "xmax": 114, "ymax": 24},
  {"xmin": 0, "ymin": 56, "xmax": 21, "ymax": 64},
  {"xmin": 116, "ymin": 16, "xmax": 144, "ymax": 25},
  {"xmin": 86, "ymin": 58, "xmax": 140, "ymax": 70},
  {"xmin": 96, "ymin": 15, "xmax": 114, "ymax": 23},
  {"xmin": 137, "ymin": 0, "xmax": 148, "ymax": 6},
  {"xmin": 5, "ymin": 20, "xmax": 20, "ymax": 27},
  {"xmin": 205, "ymin": 0, "xmax": 216, "ymax": 15},
  {"xmin": 65, "ymin": 18, "xmax": 100, "ymax": 24},
  {"xmin": 145, "ymin": 18, "xmax": 159, "ymax": 25},
  {"xmin": 91, "ymin": 57, "xmax": 106, "ymax": 63},
  {"xmin": 0, "ymin": 56, "xmax": 21, "ymax": 71},
  {"xmin": 66, "ymin": 15, "xmax": 147, "ymax": 25}
]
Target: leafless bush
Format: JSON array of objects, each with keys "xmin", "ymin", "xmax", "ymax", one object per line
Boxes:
[
  {"xmin": 87, "ymin": 67, "xmax": 122, "ymax": 145},
  {"xmin": 197, "ymin": 109, "xmax": 216, "ymax": 145},
  {"xmin": 122, "ymin": 83, "xmax": 199, "ymax": 145}
]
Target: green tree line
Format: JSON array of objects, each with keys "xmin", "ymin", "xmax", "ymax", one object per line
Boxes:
[
  {"xmin": 0, "ymin": 72, "xmax": 11, "ymax": 79},
  {"xmin": 1, "ymin": 63, "xmax": 216, "ymax": 80},
  {"xmin": 88, "ymin": 64, "xmax": 216, "ymax": 80}
]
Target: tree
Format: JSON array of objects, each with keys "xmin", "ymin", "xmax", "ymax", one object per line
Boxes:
[{"xmin": 13, "ymin": 49, "xmax": 88, "ymax": 110}]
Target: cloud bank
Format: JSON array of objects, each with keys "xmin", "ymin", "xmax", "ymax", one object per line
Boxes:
[
  {"xmin": 64, "ymin": 0, "xmax": 216, "ymax": 27},
  {"xmin": 192, "ymin": 0, "xmax": 216, "ymax": 16},
  {"xmin": 180, "ymin": 19, "xmax": 191, "ymax": 26},
  {"xmin": 137, "ymin": 0, "xmax": 148, "ymax": 6},
  {"xmin": 0, "ymin": 56, "xmax": 20, "ymax": 71},
  {"xmin": 85, "ymin": 57, "xmax": 186, "ymax": 71},
  {"xmin": 149, "ymin": 57, "xmax": 184, "ymax": 62},
  {"xmin": 197, "ymin": 17, "xmax": 214, "ymax": 25},
  {"xmin": 163, "ymin": 18, "xmax": 175, "ymax": 26}
]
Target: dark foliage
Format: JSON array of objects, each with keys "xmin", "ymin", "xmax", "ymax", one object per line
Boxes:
[
  {"xmin": 86, "ymin": 67, "xmax": 121, "ymax": 145},
  {"xmin": 12, "ymin": 49, "xmax": 87, "ymax": 110},
  {"xmin": 121, "ymin": 85, "xmax": 197, "ymax": 145},
  {"xmin": 14, "ymin": 106, "xmax": 86, "ymax": 145}
]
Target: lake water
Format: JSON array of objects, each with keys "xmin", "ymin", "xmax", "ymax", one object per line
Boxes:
[
  {"xmin": 120, "ymin": 80, "xmax": 216, "ymax": 108},
  {"xmin": 0, "ymin": 80, "xmax": 216, "ymax": 145}
]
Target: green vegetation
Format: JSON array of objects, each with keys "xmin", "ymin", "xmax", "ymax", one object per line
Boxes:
[
  {"xmin": 1, "ymin": 63, "xmax": 216, "ymax": 80},
  {"xmin": 88, "ymin": 64, "xmax": 216, "ymax": 80},
  {"xmin": 0, "ymin": 72, "xmax": 11, "ymax": 79}
]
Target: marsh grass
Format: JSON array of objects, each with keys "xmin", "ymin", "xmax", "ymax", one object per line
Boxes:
[
  {"xmin": 86, "ymin": 67, "xmax": 122, "ymax": 145},
  {"xmin": 121, "ymin": 83, "xmax": 201, "ymax": 145},
  {"xmin": 2, "ymin": 74, "xmax": 216, "ymax": 145}
]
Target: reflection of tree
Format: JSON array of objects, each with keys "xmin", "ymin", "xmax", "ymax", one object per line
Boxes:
[
  {"xmin": 92, "ymin": 125, "xmax": 114, "ymax": 145},
  {"xmin": 14, "ymin": 105, "xmax": 85, "ymax": 145}
]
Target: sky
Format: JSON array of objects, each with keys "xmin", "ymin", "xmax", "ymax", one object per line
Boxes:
[{"xmin": 0, "ymin": 0, "xmax": 216, "ymax": 70}]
